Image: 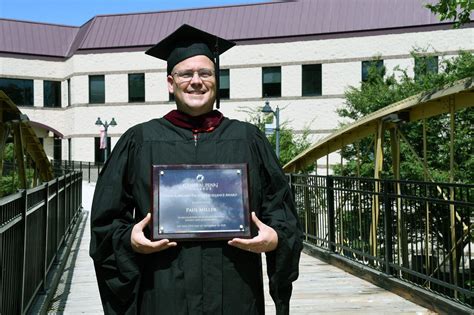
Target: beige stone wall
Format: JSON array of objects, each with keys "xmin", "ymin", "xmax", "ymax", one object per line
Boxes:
[{"xmin": 4, "ymin": 27, "xmax": 472, "ymax": 162}]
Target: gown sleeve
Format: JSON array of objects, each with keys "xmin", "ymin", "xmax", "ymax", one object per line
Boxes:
[
  {"xmin": 252, "ymin": 129, "xmax": 303, "ymax": 315},
  {"xmin": 89, "ymin": 128, "xmax": 142, "ymax": 315}
]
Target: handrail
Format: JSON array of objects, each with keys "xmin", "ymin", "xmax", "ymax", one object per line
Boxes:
[
  {"xmin": 51, "ymin": 159, "xmax": 104, "ymax": 183},
  {"xmin": 290, "ymin": 174, "xmax": 473, "ymax": 311},
  {"xmin": 0, "ymin": 170, "xmax": 83, "ymax": 314}
]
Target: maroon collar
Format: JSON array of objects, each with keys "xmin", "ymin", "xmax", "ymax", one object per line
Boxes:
[{"xmin": 164, "ymin": 110, "xmax": 224, "ymax": 133}]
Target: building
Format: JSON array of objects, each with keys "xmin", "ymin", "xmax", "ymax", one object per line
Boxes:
[{"xmin": 0, "ymin": 0, "xmax": 472, "ymax": 168}]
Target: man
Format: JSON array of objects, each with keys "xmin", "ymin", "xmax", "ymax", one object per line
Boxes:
[{"xmin": 90, "ymin": 24, "xmax": 302, "ymax": 315}]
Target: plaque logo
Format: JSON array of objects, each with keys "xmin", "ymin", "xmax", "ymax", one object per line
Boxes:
[{"xmin": 196, "ymin": 174, "xmax": 205, "ymax": 182}]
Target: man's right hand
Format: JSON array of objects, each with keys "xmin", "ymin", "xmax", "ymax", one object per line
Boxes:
[{"xmin": 131, "ymin": 213, "xmax": 177, "ymax": 254}]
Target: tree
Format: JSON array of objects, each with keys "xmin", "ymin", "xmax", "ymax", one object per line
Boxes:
[
  {"xmin": 239, "ymin": 106, "xmax": 312, "ymax": 170},
  {"xmin": 336, "ymin": 51, "xmax": 474, "ymax": 183},
  {"xmin": 1, "ymin": 143, "xmax": 37, "ymax": 197},
  {"xmin": 1, "ymin": 143, "xmax": 18, "ymax": 197},
  {"xmin": 426, "ymin": 0, "xmax": 474, "ymax": 28}
]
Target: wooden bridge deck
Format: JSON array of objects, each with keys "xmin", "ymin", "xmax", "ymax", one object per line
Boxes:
[{"xmin": 48, "ymin": 182, "xmax": 434, "ymax": 314}]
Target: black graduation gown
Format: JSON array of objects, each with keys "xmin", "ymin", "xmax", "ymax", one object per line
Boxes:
[{"xmin": 89, "ymin": 117, "xmax": 303, "ymax": 315}]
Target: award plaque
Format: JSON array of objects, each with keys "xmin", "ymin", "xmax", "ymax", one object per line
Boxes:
[{"xmin": 151, "ymin": 164, "xmax": 251, "ymax": 241}]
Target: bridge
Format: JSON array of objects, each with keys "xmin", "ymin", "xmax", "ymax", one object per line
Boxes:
[
  {"xmin": 38, "ymin": 182, "xmax": 432, "ymax": 314},
  {"xmin": 0, "ymin": 79, "xmax": 473, "ymax": 314}
]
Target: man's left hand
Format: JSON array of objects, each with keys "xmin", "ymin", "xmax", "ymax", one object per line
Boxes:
[{"xmin": 228, "ymin": 212, "xmax": 278, "ymax": 253}]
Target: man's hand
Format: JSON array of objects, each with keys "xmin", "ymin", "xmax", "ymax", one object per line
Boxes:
[
  {"xmin": 131, "ymin": 213, "xmax": 177, "ymax": 254},
  {"xmin": 228, "ymin": 212, "xmax": 278, "ymax": 253}
]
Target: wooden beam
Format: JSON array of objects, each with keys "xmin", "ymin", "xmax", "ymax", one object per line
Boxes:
[
  {"xmin": 371, "ymin": 121, "xmax": 384, "ymax": 257},
  {"xmin": 0, "ymin": 122, "xmax": 9, "ymax": 178},
  {"xmin": 389, "ymin": 127, "xmax": 400, "ymax": 181},
  {"xmin": 283, "ymin": 78, "xmax": 473, "ymax": 173},
  {"xmin": 13, "ymin": 123, "xmax": 27, "ymax": 189}
]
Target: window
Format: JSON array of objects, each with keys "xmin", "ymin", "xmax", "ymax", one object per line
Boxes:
[
  {"xmin": 128, "ymin": 73, "xmax": 145, "ymax": 103},
  {"xmin": 44, "ymin": 80, "xmax": 62, "ymax": 108},
  {"xmin": 68, "ymin": 138, "xmax": 71, "ymax": 162},
  {"xmin": 302, "ymin": 64, "xmax": 322, "ymax": 96},
  {"xmin": 361, "ymin": 60, "xmax": 384, "ymax": 82},
  {"xmin": 67, "ymin": 79, "xmax": 71, "ymax": 106},
  {"xmin": 219, "ymin": 69, "xmax": 230, "ymax": 99},
  {"xmin": 262, "ymin": 67, "xmax": 281, "ymax": 98},
  {"xmin": 0, "ymin": 78, "xmax": 34, "ymax": 106},
  {"xmin": 95, "ymin": 136, "xmax": 111, "ymax": 164},
  {"xmin": 89, "ymin": 75, "xmax": 105, "ymax": 104},
  {"xmin": 414, "ymin": 56, "xmax": 438, "ymax": 81},
  {"xmin": 53, "ymin": 138, "xmax": 62, "ymax": 161}
]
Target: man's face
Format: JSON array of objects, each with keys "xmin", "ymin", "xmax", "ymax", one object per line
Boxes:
[{"xmin": 167, "ymin": 55, "xmax": 216, "ymax": 116}]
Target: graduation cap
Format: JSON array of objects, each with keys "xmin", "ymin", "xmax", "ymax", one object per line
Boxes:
[{"xmin": 145, "ymin": 24, "xmax": 235, "ymax": 109}]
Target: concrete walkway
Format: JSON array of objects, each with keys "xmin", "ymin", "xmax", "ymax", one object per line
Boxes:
[
  {"xmin": 48, "ymin": 182, "xmax": 434, "ymax": 314},
  {"xmin": 48, "ymin": 182, "xmax": 102, "ymax": 314}
]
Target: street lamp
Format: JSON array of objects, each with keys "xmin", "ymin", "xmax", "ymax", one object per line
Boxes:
[
  {"xmin": 261, "ymin": 100, "xmax": 280, "ymax": 159},
  {"xmin": 95, "ymin": 117, "xmax": 117, "ymax": 161}
]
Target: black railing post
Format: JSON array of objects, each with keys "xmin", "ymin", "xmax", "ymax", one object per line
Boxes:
[
  {"xmin": 88, "ymin": 162, "xmax": 91, "ymax": 183},
  {"xmin": 303, "ymin": 178, "xmax": 310, "ymax": 241},
  {"xmin": 56, "ymin": 177, "xmax": 60, "ymax": 251},
  {"xmin": 289, "ymin": 173, "xmax": 295, "ymax": 200},
  {"xmin": 20, "ymin": 189, "xmax": 28, "ymax": 314},
  {"xmin": 78, "ymin": 172, "xmax": 82, "ymax": 210},
  {"xmin": 42, "ymin": 182, "xmax": 50, "ymax": 293},
  {"xmin": 66, "ymin": 173, "xmax": 70, "ymax": 232},
  {"xmin": 0, "ymin": 224, "xmax": 2, "ymax": 314},
  {"xmin": 383, "ymin": 180, "xmax": 393, "ymax": 275},
  {"xmin": 0, "ymin": 231, "xmax": 2, "ymax": 314},
  {"xmin": 327, "ymin": 176, "xmax": 336, "ymax": 252},
  {"xmin": 64, "ymin": 174, "xmax": 68, "ymax": 235}
]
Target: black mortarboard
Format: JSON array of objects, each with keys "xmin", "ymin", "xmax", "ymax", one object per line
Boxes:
[{"xmin": 145, "ymin": 24, "xmax": 235, "ymax": 109}]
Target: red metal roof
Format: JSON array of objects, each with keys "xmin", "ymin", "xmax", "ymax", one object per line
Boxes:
[
  {"xmin": 0, "ymin": 19, "xmax": 79, "ymax": 57},
  {"xmin": 0, "ymin": 0, "xmax": 456, "ymax": 58}
]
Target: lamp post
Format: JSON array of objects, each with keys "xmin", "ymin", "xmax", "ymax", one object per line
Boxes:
[
  {"xmin": 95, "ymin": 117, "xmax": 117, "ymax": 161},
  {"xmin": 261, "ymin": 100, "xmax": 280, "ymax": 159}
]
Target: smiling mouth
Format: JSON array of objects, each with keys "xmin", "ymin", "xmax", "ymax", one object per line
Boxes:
[{"xmin": 188, "ymin": 91, "xmax": 206, "ymax": 95}]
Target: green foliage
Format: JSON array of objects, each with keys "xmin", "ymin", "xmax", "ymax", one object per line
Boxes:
[
  {"xmin": 1, "ymin": 143, "xmax": 37, "ymax": 197},
  {"xmin": 426, "ymin": 0, "xmax": 474, "ymax": 28},
  {"xmin": 239, "ymin": 105, "xmax": 313, "ymax": 169},
  {"xmin": 4, "ymin": 142, "xmax": 14, "ymax": 161},
  {"xmin": 336, "ymin": 51, "xmax": 474, "ymax": 182},
  {"xmin": 0, "ymin": 174, "xmax": 19, "ymax": 197}
]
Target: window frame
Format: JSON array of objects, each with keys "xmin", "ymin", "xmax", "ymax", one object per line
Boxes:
[
  {"xmin": 302, "ymin": 64, "xmax": 322, "ymax": 96},
  {"xmin": 67, "ymin": 78, "xmax": 71, "ymax": 107},
  {"xmin": 44, "ymin": 80, "xmax": 62, "ymax": 108},
  {"xmin": 219, "ymin": 69, "xmax": 230, "ymax": 100},
  {"xmin": 128, "ymin": 73, "xmax": 145, "ymax": 103},
  {"xmin": 262, "ymin": 66, "xmax": 281, "ymax": 98},
  {"xmin": 361, "ymin": 60, "xmax": 384, "ymax": 82},
  {"xmin": 0, "ymin": 78, "xmax": 34, "ymax": 106},
  {"xmin": 89, "ymin": 75, "xmax": 105, "ymax": 104},
  {"xmin": 414, "ymin": 56, "xmax": 438, "ymax": 81},
  {"xmin": 53, "ymin": 137, "xmax": 62, "ymax": 161}
]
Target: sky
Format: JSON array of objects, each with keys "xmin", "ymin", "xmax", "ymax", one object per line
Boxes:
[{"xmin": 0, "ymin": 0, "xmax": 270, "ymax": 26}]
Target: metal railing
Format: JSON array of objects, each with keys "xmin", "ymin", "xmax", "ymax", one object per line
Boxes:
[
  {"xmin": 289, "ymin": 174, "xmax": 473, "ymax": 308},
  {"xmin": 0, "ymin": 171, "xmax": 82, "ymax": 314},
  {"xmin": 51, "ymin": 160, "xmax": 104, "ymax": 183}
]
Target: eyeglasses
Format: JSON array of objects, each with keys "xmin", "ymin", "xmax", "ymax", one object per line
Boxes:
[{"xmin": 172, "ymin": 69, "xmax": 215, "ymax": 83}]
